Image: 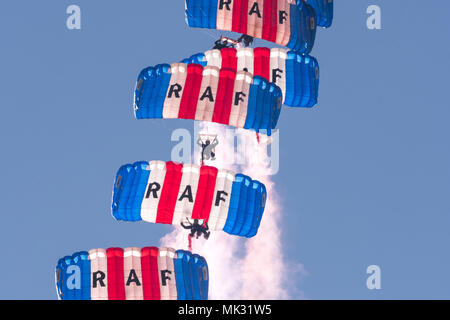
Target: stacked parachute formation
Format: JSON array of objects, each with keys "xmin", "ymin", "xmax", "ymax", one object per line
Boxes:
[
  {"xmin": 55, "ymin": 1, "xmax": 333, "ymax": 300},
  {"xmin": 134, "ymin": 0, "xmax": 333, "ymax": 134},
  {"xmin": 56, "ymin": 247, "xmax": 208, "ymax": 300}
]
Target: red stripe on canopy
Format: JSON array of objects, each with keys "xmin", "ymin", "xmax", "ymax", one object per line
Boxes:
[
  {"xmin": 192, "ymin": 166, "xmax": 218, "ymax": 222},
  {"xmin": 253, "ymin": 47, "xmax": 271, "ymax": 81},
  {"xmin": 212, "ymin": 68, "xmax": 236, "ymax": 125},
  {"xmin": 141, "ymin": 247, "xmax": 161, "ymax": 300},
  {"xmin": 262, "ymin": 0, "xmax": 278, "ymax": 42},
  {"xmin": 178, "ymin": 64, "xmax": 203, "ymax": 120},
  {"xmin": 232, "ymin": 0, "xmax": 248, "ymax": 34},
  {"xmin": 106, "ymin": 248, "xmax": 125, "ymax": 300},
  {"xmin": 220, "ymin": 48, "xmax": 238, "ymax": 72},
  {"xmin": 156, "ymin": 162, "xmax": 183, "ymax": 224}
]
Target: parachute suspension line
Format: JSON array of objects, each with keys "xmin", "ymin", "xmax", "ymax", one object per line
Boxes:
[{"xmin": 256, "ymin": 132, "xmax": 260, "ymax": 144}]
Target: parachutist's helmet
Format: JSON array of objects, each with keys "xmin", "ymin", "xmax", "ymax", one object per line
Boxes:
[
  {"xmin": 194, "ymin": 219, "xmax": 199, "ymax": 224},
  {"xmin": 205, "ymin": 140, "xmax": 210, "ymax": 145}
]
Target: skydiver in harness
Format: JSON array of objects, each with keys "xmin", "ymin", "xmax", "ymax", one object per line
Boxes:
[
  {"xmin": 181, "ymin": 218, "xmax": 211, "ymax": 239},
  {"xmin": 212, "ymin": 37, "xmax": 234, "ymax": 50},
  {"xmin": 212, "ymin": 34, "xmax": 254, "ymax": 50},
  {"xmin": 198, "ymin": 136, "xmax": 219, "ymax": 162}
]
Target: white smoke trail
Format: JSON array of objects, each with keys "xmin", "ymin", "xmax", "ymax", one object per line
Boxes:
[
  {"xmin": 161, "ymin": 122, "xmax": 301, "ymax": 299},
  {"xmin": 238, "ymin": 141, "xmax": 288, "ymax": 300}
]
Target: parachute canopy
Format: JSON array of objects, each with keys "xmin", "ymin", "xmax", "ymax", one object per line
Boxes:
[
  {"xmin": 134, "ymin": 63, "xmax": 282, "ymax": 133},
  {"xmin": 185, "ymin": 0, "xmax": 317, "ymax": 54},
  {"xmin": 305, "ymin": 0, "xmax": 333, "ymax": 28},
  {"xmin": 112, "ymin": 161, "xmax": 267, "ymax": 238},
  {"xmin": 182, "ymin": 47, "xmax": 319, "ymax": 108},
  {"xmin": 56, "ymin": 247, "xmax": 208, "ymax": 300}
]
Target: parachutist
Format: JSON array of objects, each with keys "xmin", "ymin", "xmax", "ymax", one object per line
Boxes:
[
  {"xmin": 212, "ymin": 35, "xmax": 253, "ymax": 50},
  {"xmin": 212, "ymin": 36, "xmax": 236, "ymax": 50},
  {"xmin": 181, "ymin": 219, "xmax": 210, "ymax": 240},
  {"xmin": 198, "ymin": 137, "xmax": 218, "ymax": 162}
]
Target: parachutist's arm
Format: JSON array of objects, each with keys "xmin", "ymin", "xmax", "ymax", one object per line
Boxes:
[
  {"xmin": 181, "ymin": 221, "xmax": 192, "ymax": 229},
  {"xmin": 197, "ymin": 138, "xmax": 203, "ymax": 146},
  {"xmin": 210, "ymin": 140, "xmax": 219, "ymax": 148}
]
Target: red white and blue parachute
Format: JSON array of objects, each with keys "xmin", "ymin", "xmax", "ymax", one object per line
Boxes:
[
  {"xmin": 185, "ymin": 0, "xmax": 318, "ymax": 53},
  {"xmin": 56, "ymin": 246, "xmax": 208, "ymax": 300},
  {"xmin": 182, "ymin": 47, "xmax": 319, "ymax": 108},
  {"xmin": 134, "ymin": 63, "xmax": 282, "ymax": 133},
  {"xmin": 112, "ymin": 161, "xmax": 267, "ymax": 238}
]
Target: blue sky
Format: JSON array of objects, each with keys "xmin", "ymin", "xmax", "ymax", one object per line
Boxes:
[{"xmin": 0, "ymin": 1, "xmax": 449, "ymax": 299}]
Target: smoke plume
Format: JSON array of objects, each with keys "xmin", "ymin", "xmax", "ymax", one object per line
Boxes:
[{"xmin": 161, "ymin": 123, "xmax": 301, "ymax": 299}]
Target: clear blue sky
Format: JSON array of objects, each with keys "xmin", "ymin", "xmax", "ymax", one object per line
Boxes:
[{"xmin": 0, "ymin": 1, "xmax": 449, "ymax": 299}]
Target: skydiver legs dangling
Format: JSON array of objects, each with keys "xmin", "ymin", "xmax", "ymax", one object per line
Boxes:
[{"xmin": 200, "ymin": 223, "xmax": 210, "ymax": 240}]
